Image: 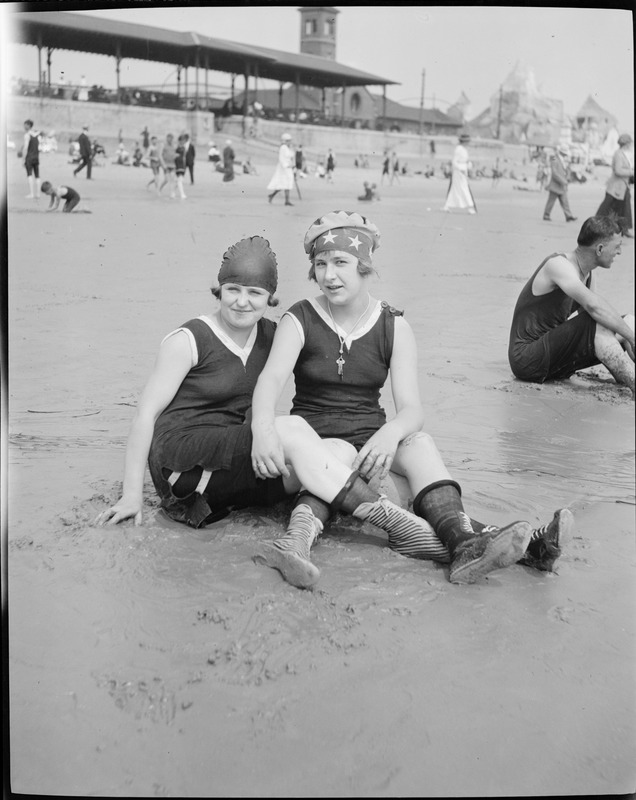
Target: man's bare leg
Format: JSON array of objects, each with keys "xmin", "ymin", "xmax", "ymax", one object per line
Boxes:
[{"xmin": 595, "ymin": 322, "xmax": 635, "ymax": 395}]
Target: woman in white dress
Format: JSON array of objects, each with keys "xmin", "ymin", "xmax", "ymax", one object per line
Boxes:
[
  {"xmin": 443, "ymin": 132, "xmax": 477, "ymax": 214},
  {"xmin": 267, "ymin": 132, "xmax": 295, "ymax": 206}
]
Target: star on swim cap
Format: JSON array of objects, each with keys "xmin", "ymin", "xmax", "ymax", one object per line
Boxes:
[{"xmin": 304, "ymin": 210, "xmax": 381, "ymax": 260}]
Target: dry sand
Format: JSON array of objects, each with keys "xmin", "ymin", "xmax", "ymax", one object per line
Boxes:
[{"xmin": 6, "ymin": 147, "xmax": 635, "ymax": 797}]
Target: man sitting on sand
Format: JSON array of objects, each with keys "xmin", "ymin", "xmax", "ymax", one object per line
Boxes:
[{"xmin": 508, "ymin": 216, "xmax": 635, "ymax": 395}]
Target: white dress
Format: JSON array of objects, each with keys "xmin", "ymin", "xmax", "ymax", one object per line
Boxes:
[
  {"xmin": 267, "ymin": 144, "xmax": 294, "ymax": 191},
  {"xmin": 444, "ymin": 144, "xmax": 476, "ymax": 211}
]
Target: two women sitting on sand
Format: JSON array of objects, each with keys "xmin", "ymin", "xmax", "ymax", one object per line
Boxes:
[{"xmin": 97, "ymin": 212, "xmax": 571, "ymax": 588}]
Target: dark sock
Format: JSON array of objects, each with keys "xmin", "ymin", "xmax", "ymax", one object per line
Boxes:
[
  {"xmin": 330, "ymin": 471, "xmax": 379, "ymax": 515},
  {"xmin": 412, "ymin": 480, "xmax": 472, "ymax": 553},
  {"xmin": 295, "ymin": 490, "xmax": 332, "ymax": 526}
]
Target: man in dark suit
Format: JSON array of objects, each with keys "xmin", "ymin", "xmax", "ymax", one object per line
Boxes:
[
  {"xmin": 184, "ymin": 133, "xmax": 195, "ymax": 184},
  {"xmin": 543, "ymin": 144, "xmax": 576, "ymax": 222},
  {"xmin": 73, "ymin": 125, "xmax": 92, "ymax": 179}
]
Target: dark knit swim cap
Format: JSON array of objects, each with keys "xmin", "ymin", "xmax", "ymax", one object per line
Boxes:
[
  {"xmin": 303, "ymin": 210, "xmax": 381, "ymax": 261},
  {"xmin": 218, "ymin": 236, "xmax": 278, "ymax": 294}
]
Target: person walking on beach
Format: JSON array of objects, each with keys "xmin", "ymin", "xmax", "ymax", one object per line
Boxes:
[
  {"xmin": 160, "ymin": 133, "xmax": 177, "ymax": 197},
  {"xmin": 174, "ymin": 135, "xmax": 188, "ymax": 200},
  {"xmin": 250, "ymin": 210, "xmax": 570, "ymax": 588},
  {"xmin": 295, "ymin": 144, "xmax": 306, "ymax": 177},
  {"xmin": 380, "ymin": 150, "xmax": 390, "ymax": 185},
  {"xmin": 442, "ymin": 133, "xmax": 475, "ymax": 213},
  {"xmin": 73, "ymin": 125, "xmax": 93, "ymax": 180},
  {"xmin": 542, "ymin": 144, "xmax": 576, "ymax": 222},
  {"xmin": 22, "ymin": 119, "xmax": 41, "ymax": 199},
  {"xmin": 326, "ymin": 148, "xmax": 336, "ymax": 183},
  {"xmin": 267, "ymin": 132, "xmax": 295, "ymax": 206},
  {"xmin": 146, "ymin": 135, "xmax": 164, "ymax": 194},
  {"xmin": 222, "ymin": 140, "xmax": 235, "ymax": 182},
  {"xmin": 390, "ymin": 152, "xmax": 401, "ymax": 185},
  {"xmin": 595, "ymin": 133, "xmax": 634, "ymax": 237},
  {"xmin": 508, "ymin": 215, "xmax": 634, "ymax": 395},
  {"xmin": 41, "ymin": 180, "xmax": 81, "ymax": 212},
  {"xmin": 141, "ymin": 126, "xmax": 150, "ymax": 155},
  {"xmin": 184, "ymin": 133, "xmax": 196, "ymax": 185}
]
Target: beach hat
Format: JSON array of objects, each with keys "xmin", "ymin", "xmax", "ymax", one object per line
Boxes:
[
  {"xmin": 617, "ymin": 133, "xmax": 633, "ymax": 146},
  {"xmin": 558, "ymin": 144, "xmax": 570, "ymax": 156},
  {"xmin": 303, "ymin": 210, "xmax": 381, "ymax": 260},
  {"xmin": 459, "ymin": 132, "xmax": 470, "ymax": 142},
  {"xmin": 281, "ymin": 133, "xmax": 292, "ymax": 141},
  {"xmin": 217, "ymin": 236, "xmax": 278, "ymax": 295}
]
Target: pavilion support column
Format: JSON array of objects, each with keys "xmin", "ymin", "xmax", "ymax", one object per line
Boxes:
[
  {"xmin": 279, "ymin": 82, "xmax": 283, "ymax": 112},
  {"xmin": 294, "ymin": 72, "xmax": 300, "ymax": 123},
  {"xmin": 382, "ymin": 86, "xmax": 387, "ymax": 131},
  {"xmin": 185, "ymin": 65, "xmax": 189, "ymax": 107},
  {"xmin": 177, "ymin": 66, "xmax": 182, "ymax": 99},
  {"xmin": 243, "ymin": 64, "xmax": 250, "ymax": 116},
  {"xmin": 46, "ymin": 47, "xmax": 53, "ymax": 87},
  {"xmin": 37, "ymin": 41, "xmax": 42, "ymax": 98},
  {"xmin": 321, "ymin": 87, "xmax": 326, "ymax": 116},
  {"xmin": 205, "ymin": 53, "xmax": 209, "ymax": 111},
  {"xmin": 341, "ymin": 81, "xmax": 345, "ymax": 124},
  {"xmin": 195, "ymin": 50, "xmax": 200, "ymax": 109},
  {"xmin": 116, "ymin": 57, "xmax": 122, "ymax": 102}
]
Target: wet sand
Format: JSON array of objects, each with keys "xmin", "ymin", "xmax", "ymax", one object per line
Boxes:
[{"xmin": 6, "ymin": 149, "xmax": 635, "ymax": 797}]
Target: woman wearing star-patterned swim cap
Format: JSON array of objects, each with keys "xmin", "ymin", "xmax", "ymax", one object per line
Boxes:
[{"xmin": 250, "ymin": 210, "xmax": 571, "ymax": 587}]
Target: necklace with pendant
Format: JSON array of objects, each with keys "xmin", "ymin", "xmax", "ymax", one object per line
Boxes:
[{"xmin": 326, "ymin": 294, "xmax": 371, "ymax": 380}]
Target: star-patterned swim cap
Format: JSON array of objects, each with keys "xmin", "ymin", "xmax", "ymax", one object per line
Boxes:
[
  {"xmin": 218, "ymin": 236, "xmax": 278, "ymax": 294},
  {"xmin": 303, "ymin": 210, "xmax": 381, "ymax": 260}
]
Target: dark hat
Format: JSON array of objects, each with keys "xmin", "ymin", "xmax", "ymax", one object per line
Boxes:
[
  {"xmin": 218, "ymin": 236, "xmax": 278, "ymax": 294},
  {"xmin": 459, "ymin": 132, "xmax": 471, "ymax": 142},
  {"xmin": 618, "ymin": 133, "xmax": 633, "ymax": 146}
]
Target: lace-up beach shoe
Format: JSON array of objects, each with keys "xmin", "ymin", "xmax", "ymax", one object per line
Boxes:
[
  {"xmin": 449, "ymin": 515, "xmax": 533, "ymax": 584},
  {"xmin": 518, "ymin": 508, "xmax": 573, "ymax": 572},
  {"xmin": 253, "ymin": 504, "xmax": 322, "ymax": 589}
]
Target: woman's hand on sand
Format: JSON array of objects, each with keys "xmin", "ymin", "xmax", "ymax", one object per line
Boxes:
[
  {"xmin": 353, "ymin": 428, "xmax": 400, "ymax": 481},
  {"xmin": 251, "ymin": 425, "xmax": 290, "ymax": 480},
  {"xmin": 95, "ymin": 497, "xmax": 143, "ymax": 526}
]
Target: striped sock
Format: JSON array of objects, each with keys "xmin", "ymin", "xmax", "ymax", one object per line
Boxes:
[{"xmin": 352, "ymin": 496, "xmax": 450, "ymax": 562}]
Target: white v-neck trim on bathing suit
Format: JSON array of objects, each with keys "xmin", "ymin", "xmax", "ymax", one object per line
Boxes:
[
  {"xmin": 161, "ymin": 315, "xmax": 258, "ymax": 368},
  {"xmin": 284, "ymin": 297, "xmax": 381, "ymax": 350}
]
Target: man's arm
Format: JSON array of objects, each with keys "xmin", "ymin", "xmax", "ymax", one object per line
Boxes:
[{"xmin": 545, "ymin": 258, "xmax": 635, "ymax": 344}]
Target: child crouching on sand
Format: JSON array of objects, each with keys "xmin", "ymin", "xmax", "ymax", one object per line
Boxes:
[
  {"xmin": 357, "ymin": 181, "xmax": 379, "ymax": 202},
  {"xmin": 41, "ymin": 181, "xmax": 81, "ymax": 213}
]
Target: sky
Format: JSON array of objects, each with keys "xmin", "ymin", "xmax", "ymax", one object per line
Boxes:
[{"xmin": 3, "ymin": 4, "xmax": 634, "ymax": 132}]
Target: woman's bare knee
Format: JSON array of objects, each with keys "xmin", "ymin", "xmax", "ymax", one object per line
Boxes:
[
  {"xmin": 323, "ymin": 437, "xmax": 357, "ymax": 466},
  {"xmin": 399, "ymin": 430, "xmax": 437, "ymax": 453}
]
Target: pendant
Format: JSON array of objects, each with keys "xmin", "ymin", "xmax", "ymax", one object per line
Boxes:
[{"xmin": 336, "ymin": 355, "xmax": 345, "ymax": 378}]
